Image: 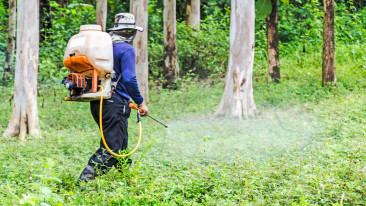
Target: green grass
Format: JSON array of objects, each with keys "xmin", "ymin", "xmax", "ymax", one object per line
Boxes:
[{"xmin": 0, "ymin": 45, "xmax": 366, "ymax": 205}]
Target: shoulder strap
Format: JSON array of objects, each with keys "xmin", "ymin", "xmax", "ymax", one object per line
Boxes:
[
  {"xmin": 111, "ymin": 73, "xmax": 122, "ymax": 91},
  {"xmin": 116, "ymin": 73, "xmax": 122, "ymax": 85}
]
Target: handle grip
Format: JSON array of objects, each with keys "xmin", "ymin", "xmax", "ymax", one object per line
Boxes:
[{"xmin": 129, "ymin": 102, "xmax": 142, "ymax": 113}]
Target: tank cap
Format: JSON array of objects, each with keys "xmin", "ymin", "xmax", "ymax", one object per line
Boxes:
[{"xmin": 80, "ymin": 25, "xmax": 102, "ymax": 32}]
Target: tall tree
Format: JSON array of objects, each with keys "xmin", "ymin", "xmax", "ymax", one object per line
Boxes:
[
  {"xmin": 163, "ymin": 0, "xmax": 179, "ymax": 88},
  {"xmin": 3, "ymin": 0, "xmax": 16, "ymax": 82},
  {"xmin": 186, "ymin": 0, "xmax": 200, "ymax": 31},
  {"xmin": 130, "ymin": 0, "xmax": 149, "ymax": 103},
  {"xmin": 267, "ymin": 0, "xmax": 280, "ymax": 82},
  {"xmin": 322, "ymin": 0, "xmax": 336, "ymax": 87},
  {"xmin": 3, "ymin": 0, "xmax": 41, "ymax": 139},
  {"xmin": 96, "ymin": 0, "xmax": 107, "ymax": 32},
  {"xmin": 216, "ymin": 0, "xmax": 257, "ymax": 118}
]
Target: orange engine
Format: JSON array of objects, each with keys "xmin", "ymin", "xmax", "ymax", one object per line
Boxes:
[
  {"xmin": 63, "ymin": 54, "xmax": 98, "ymax": 93},
  {"xmin": 67, "ymin": 73, "xmax": 86, "ymax": 89},
  {"xmin": 63, "ymin": 73, "xmax": 91, "ymax": 96}
]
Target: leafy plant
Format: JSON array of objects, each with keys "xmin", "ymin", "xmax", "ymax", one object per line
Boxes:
[
  {"xmin": 255, "ymin": 0, "xmax": 273, "ymax": 20},
  {"xmin": 38, "ymin": 1, "xmax": 96, "ymax": 83}
]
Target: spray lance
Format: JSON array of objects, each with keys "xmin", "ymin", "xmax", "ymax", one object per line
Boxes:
[{"xmin": 128, "ymin": 101, "xmax": 168, "ymax": 128}]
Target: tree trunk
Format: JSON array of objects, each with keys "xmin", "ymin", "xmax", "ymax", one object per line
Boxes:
[
  {"xmin": 40, "ymin": 0, "xmax": 52, "ymax": 42},
  {"xmin": 96, "ymin": 0, "xmax": 107, "ymax": 32},
  {"xmin": 3, "ymin": 0, "xmax": 41, "ymax": 139},
  {"xmin": 130, "ymin": 0, "xmax": 149, "ymax": 103},
  {"xmin": 216, "ymin": 0, "xmax": 257, "ymax": 119},
  {"xmin": 3, "ymin": 0, "xmax": 16, "ymax": 82},
  {"xmin": 322, "ymin": 0, "xmax": 336, "ymax": 87},
  {"xmin": 163, "ymin": 0, "xmax": 179, "ymax": 89},
  {"xmin": 267, "ymin": 0, "xmax": 280, "ymax": 82},
  {"xmin": 186, "ymin": 0, "xmax": 200, "ymax": 31}
]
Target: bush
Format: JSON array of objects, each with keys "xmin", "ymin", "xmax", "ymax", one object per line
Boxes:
[
  {"xmin": 148, "ymin": 2, "xmax": 231, "ymax": 82},
  {"xmin": 0, "ymin": 1, "xmax": 7, "ymax": 53},
  {"xmin": 38, "ymin": 1, "xmax": 96, "ymax": 83}
]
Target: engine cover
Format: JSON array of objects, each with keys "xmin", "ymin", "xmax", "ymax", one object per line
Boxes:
[{"xmin": 67, "ymin": 73, "xmax": 86, "ymax": 89}]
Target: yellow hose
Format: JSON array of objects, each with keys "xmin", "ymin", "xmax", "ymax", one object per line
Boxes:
[{"xmin": 98, "ymin": 85, "xmax": 142, "ymax": 157}]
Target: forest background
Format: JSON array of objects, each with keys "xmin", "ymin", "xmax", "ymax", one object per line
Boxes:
[
  {"xmin": 0, "ymin": 0, "xmax": 366, "ymax": 205},
  {"xmin": 0, "ymin": 0, "xmax": 364, "ymax": 84}
]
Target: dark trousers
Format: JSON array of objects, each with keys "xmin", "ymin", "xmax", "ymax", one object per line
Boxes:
[{"xmin": 87, "ymin": 93, "xmax": 131, "ymax": 174}]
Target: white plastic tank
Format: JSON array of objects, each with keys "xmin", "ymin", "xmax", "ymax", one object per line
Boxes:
[{"xmin": 63, "ymin": 25, "xmax": 113, "ymax": 77}]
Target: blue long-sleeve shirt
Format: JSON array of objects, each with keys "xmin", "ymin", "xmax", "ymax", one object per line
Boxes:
[{"xmin": 112, "ymin": 42, "xmax": 144, "ymax": 105}]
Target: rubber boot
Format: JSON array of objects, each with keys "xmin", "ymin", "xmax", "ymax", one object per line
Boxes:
[{"xmin": 76, "ymin": 165, "xmax": 97, "ymax": 190}]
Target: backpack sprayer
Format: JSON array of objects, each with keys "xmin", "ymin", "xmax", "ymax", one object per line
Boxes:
[{"xmin": 62, "ymin": 24, "xmax": 167, "ymax": 157}]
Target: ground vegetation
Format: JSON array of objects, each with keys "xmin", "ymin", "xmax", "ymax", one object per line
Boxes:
[{"xmin": 0, "ymin": 0, "xmax": 365, "ymax": 204}]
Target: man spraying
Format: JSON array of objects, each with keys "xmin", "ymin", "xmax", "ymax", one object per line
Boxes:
[{"xmin": 77, "ymin": 13, "xmax": 149, "ymax": 185}]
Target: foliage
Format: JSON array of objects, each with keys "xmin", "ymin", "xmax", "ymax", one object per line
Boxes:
[
  {"xmin": 0, "ymin": 0, "xmax": 9, "ymax": 80},
  {"xmin": 106, "ymin": 0, "xmax": 129, "ymax": 29},
  {"xmin": 149, "ymin": 0, "xmax": 366, "ymax": 81},
  {"xmin": 0, "ymin": 0, "xmax": 365, "ymax": 201},
  {"xmin": 277, "ymin": 0, "xmax": 366, "ymax": 55},
  {"xmin": 176, "ymin": 21, "xmax": 229, "ymax": 79},
  {"xmin": 148, "ymin": 2, "xmax": 231, "ymax": 82},
  {"xmin": 277, "ymin": 1, "xmax": 324, "ymax": 54},
  {"xmin": 38, "ymin": 1, "xmax": 96, "ymax": 83},
  {"xmin": 0, "ymin": 0, "xmax": 365, "ymax": 83},
  {"xmin": 334, "ymin": 3, "xmax": 366, "ymax": 44},
  {"xmin": 0, "ymin": 0, "xmax": 365, "ymax": 204},
  {"xmin": 255, "ymin": 0, "xmax": 273, "ymax": 20},
  {"xmin": 0, "ymin": 1, "xmax": 7, "ymax": 53},
  {"xmin": 1, "ymin": 44, "xmax": 366, "ymax": 204}
]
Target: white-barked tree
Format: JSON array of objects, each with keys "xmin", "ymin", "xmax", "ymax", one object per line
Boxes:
[
  {"xmin": 130, "ymin": 0, "xmax": 150, "ymax": 103},
  {"xmin": 216, "ymin": 0, "xmax": 258, "ymax": 118},
  {"xmin": 3, "ymin": 0, "xmax": 41, "ymax": 139}
]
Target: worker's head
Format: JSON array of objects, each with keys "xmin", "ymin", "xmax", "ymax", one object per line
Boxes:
[{"xmin": 107, "ymin": 13, "xmax": 143, "ymax": 44}]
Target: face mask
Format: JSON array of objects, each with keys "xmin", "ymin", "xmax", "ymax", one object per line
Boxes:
[{"xmin": 109, "ymin": 30, "xmax": 137, "ymax": 45}]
